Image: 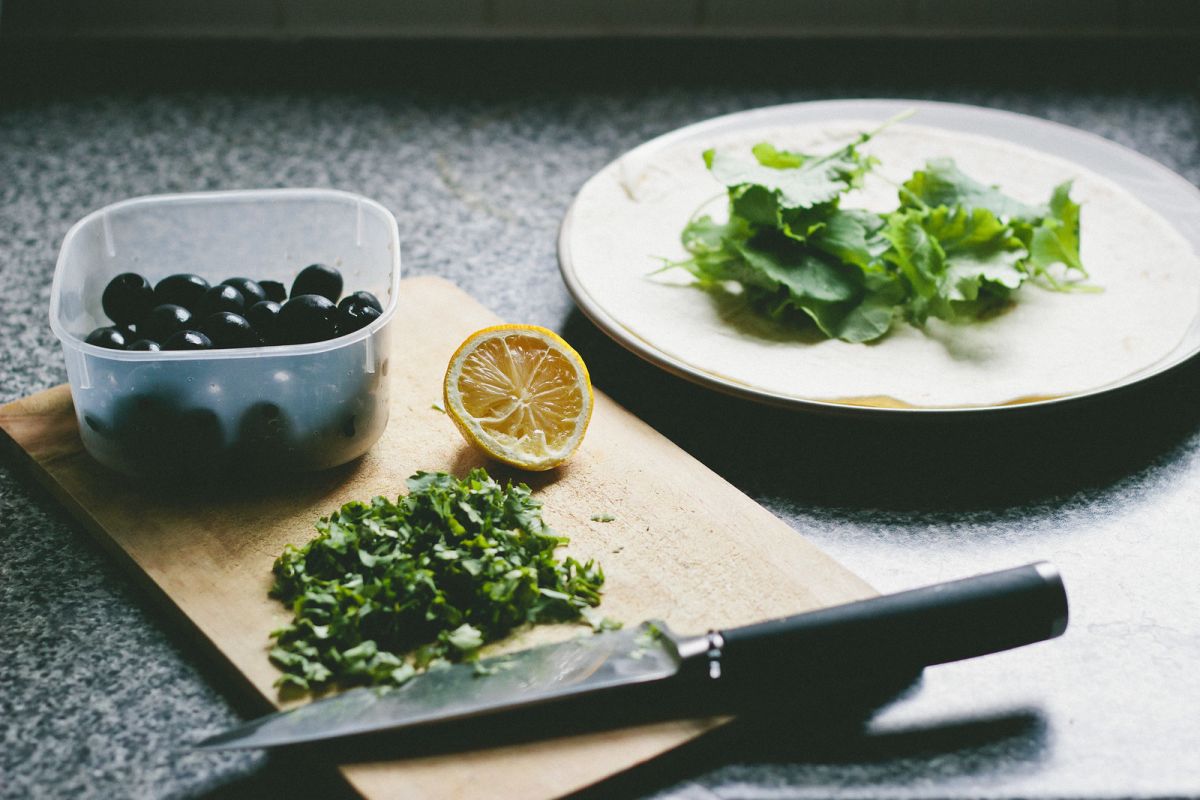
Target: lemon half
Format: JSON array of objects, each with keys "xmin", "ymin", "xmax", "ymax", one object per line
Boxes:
[{"xmin": 443, "ymin": 325, "xmax": 593, "ymax": 471}]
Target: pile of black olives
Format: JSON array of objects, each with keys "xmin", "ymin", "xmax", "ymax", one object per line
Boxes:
[{"xmin": 84, "ymin": 264, "xmax": 383, "ymax": 351}]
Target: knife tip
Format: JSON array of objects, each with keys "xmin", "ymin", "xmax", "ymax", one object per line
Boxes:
[{"xmin": 190, "ymin": 729, "xmax": 251, "ymax": 751}]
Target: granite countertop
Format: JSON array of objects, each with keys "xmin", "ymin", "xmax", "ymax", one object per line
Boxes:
[{"xmin": 1, "ymin": 39, "xmax": 1198, "ymax": 800}]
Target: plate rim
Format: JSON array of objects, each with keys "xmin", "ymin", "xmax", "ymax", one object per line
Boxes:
[{"xmin": 557, "ymin": 98, "xmax": 1200, "ymax": 416}]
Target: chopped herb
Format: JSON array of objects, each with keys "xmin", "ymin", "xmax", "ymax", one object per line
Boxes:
[
  {"xmin": 431, "ymin": 402, "xmax": 445, "ymax": 413},
  {"xmin": 590, "ymin": 513, "xmax": 616, "ymax": 523},
  {"xmin": 269, "ymin": 468, "xmax": 607, "ymax": 691},
  {"xmin": 472, "ymin": 657, "xmax": 516, "ymax": 677},
  {"xmin": 628, "ymin": 622, "xmax": 665, "ymax": 659},
  {"xmin": 666, "ymin": 116, "xmax": 1091, "ymax": 343},
  {"xmin": 581, "ymin": 607, "xmax": 623, "ymax": 632}
]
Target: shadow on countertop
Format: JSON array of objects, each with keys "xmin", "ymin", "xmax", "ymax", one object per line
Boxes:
[
  {"xmin": 567, "ymin": 707, "xmax": 1047, "ymax": 800},
  {"xmin": 561, "ymin": 308, "xmax": 1200, "ymax": 515}
]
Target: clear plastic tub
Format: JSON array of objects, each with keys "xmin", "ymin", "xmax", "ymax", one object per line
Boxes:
[{"xmin": 49, "ymin": 189, "xmax": 401, "ymax": 477}]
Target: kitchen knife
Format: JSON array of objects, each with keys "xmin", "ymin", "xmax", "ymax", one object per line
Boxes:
[{"xmin": 197, "ymin": 561, "xmax": 1067, "ymax": 751}]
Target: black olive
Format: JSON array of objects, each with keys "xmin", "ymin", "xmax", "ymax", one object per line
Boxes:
[
  {"xmin": 127, "ymin": 339, "xmax": 161, "ymax": 351},
  {"xmin": 291, "ymin": 264, "xmax": 343, "ymax": 304},
  {"xmin": 154, "ymin": 273, "xmax": 210, "ymax": 311},
  {"xmin": 102, "ymin": 273, "xmax": 155, "ymax": 326},
  {"xmin": 196, "ymin": 284, "xmax": 245, "ymax": 317},
  {"xmin": 175, "ymin": 407, "xmax": 223, "ymax": 465},
  {"xmin": 337, "ymin": 300, "xmax": 381, "ymax": 335},
  {"xmin": 200, "ymin": 312, "xmax": 261, "ymax": 349},
  {"xmin": 140, "ymin": 304, "xmax": 193, "ymax": 343},
  {"xmin": 245, "ymin": 300, "xmax": 282, "ymax": 344},
  {"xmin": 259, "ymin": 280, "xmax": 287, "ymax": 303},
  {"xmin": 277, "ymin": 294, "xmax": 338, "ymax": 344},
  {"xmin": 85, "ymin": 326, "xmax": 128, "ymax": 349},
  {"xmin": 112, "ymin": 392, "xmax": 177, "ymax": 470},
  {"xmin": 338, "ymin": 290, "xmax": 383, "ymax": 314},
  {"xmin": 241, "ymin": 401, "xmax": 285, "ymax": 434},
  {"xmin": 220, "ymin": 277, "xmax": 268, "ymax": 308},
  {"xmin": 235, "ymin": 401, "xmax": 293, "ymax": 465},
  {"xmin": 162, "ymin": 330, "xmax": 213, "ymax": 350}
]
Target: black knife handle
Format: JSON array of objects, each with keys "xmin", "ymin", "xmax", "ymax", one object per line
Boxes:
[{"xmin": 714, "ymin": 562, "xmax": 1067, "ymax": 687}]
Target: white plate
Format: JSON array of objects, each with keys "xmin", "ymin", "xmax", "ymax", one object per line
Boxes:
[{"xmin": 557, "ymin": 99, "xmax": 1200, "ymax": 414}]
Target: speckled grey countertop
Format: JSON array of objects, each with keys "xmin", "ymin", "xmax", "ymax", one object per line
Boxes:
[{"xmin": 1, "ymin": 39, "xmax": 1198, "ymax": 800}]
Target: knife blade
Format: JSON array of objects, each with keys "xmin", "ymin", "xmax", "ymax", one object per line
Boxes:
[{"xmin": 197, "ymin": 561, "xmax": 1067, "ymax": 751}]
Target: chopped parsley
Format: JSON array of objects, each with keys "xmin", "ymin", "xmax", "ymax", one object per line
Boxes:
[{"xmin": 268, "ymin": 469, "xmax": 607, "ymax": 691}]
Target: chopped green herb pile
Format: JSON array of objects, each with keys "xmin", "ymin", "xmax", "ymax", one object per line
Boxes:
[
  {"xmin": 269, "ymin": 469, "xmax": 606, "ymax": 691},
  {"xmin": 668, "ymin": 120, "xmax": 1091, "ymax": 342}
]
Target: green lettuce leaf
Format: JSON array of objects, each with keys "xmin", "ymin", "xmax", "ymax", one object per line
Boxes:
[
  {"xmin": 1020, "ymin": 181, "xmax": 1086, "ymax": 284},
  {"xmin": 901, "ymin": 158, "xmax": 1044, "ymax": 222},
  {"xmin": 668, "ymin": 127, "xmax": 1092, "ymax": 343},
  {"xmin": 882, "ymin": 209, "xmax": 951, "ymax": 323},
  {"xmin": 826, "ymin": 271, "xmax": 905, "ymax": 343},
  {"xmin": 922, "ymin": 205, "xmax": 1026, "ymax": 302},
  {"xmin": 792, "ymin": 208, "xmax": 890, "ymax": 269},
  {"xmin": 703, "ymin": 133, "xmax": 874, "ymax": 212},
  {"xmin": 733, "ymin": 233, "xmax": 859, "ymax": 303}
]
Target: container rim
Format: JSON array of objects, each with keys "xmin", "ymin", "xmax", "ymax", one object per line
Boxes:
[{"xmin": 48, "ymin": 188, "xmax": 402, "ymax": 361}]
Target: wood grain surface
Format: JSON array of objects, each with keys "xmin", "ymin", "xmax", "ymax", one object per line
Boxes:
[{"xmin": 0, "ymin": 275, "xmax": 874, "ymax": 800}]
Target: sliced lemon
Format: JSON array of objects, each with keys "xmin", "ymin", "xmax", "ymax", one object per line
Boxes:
[{"xmin": 443, "ymin": 324, "xmax": 593, "ymax": 471}]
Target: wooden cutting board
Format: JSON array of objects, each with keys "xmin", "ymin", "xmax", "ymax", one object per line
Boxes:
[{"xmin": 0, "ymin": 275, "xmax": 873, "ymax": 800}]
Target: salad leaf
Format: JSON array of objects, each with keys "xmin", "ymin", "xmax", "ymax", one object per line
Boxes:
[
  {"xmin": 833, "ymin": 274, "xmax": 906, "ymax": 343},
  {"xmin": 882, "ymin": 210, "xmax": 951, "ymax": 324},
  {"xmin": 1023, "ymin": 181, "xmax": 1086, "ymax": 282},
  {"xmin": 268, "ymin": 468, "xmax": 608, "ymax": 691},
  {"xmin": 668, "ymin": 126, "xmax": 1092, "ymax": 342},
  {"xmin": 734, "ymin": 234, "xmax": 858, "ymax": 303},
  {"xmin": 922, "ymin": 206, "xmax": 1026, "ymax": 303},
  {"xmin": 704, "ymin": 129, "xmax": 875, "ymax": 212},
  {"xmin": 782, "ymin": 207, "xmax": 889, "ymax": 269},
  {"xmin": 900, "ymin": 158, "xmax": 1044, "ymax": 222}
]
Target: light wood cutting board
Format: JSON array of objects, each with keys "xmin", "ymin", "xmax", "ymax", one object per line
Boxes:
[{"xmin": 0, "ymin": 275, "xmax": 874, "ymax": 800}]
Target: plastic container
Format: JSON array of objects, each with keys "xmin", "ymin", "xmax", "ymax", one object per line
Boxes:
[{"xmin": 49, "ymin": 189, "xmax": 401, "ymax": 477}]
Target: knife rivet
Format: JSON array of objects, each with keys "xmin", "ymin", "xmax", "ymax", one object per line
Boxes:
[{"xmin": 706, "ymin": 631, "xmax": 725, "ymax": 680}]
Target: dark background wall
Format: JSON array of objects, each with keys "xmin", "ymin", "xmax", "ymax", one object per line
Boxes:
[{"xmin": 3, "ymin": 0, "xmax": 1199, "ymax": 40}]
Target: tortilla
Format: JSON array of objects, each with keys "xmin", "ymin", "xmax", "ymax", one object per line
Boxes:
[{"xmin": 562, "ymin": 121, "xmax": 1200, "ymax": 408}]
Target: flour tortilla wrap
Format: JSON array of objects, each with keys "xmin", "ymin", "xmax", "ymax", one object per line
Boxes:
[{"xmin": 564, "ymin": 121, "xmax": 1200, "ymax": 408}]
